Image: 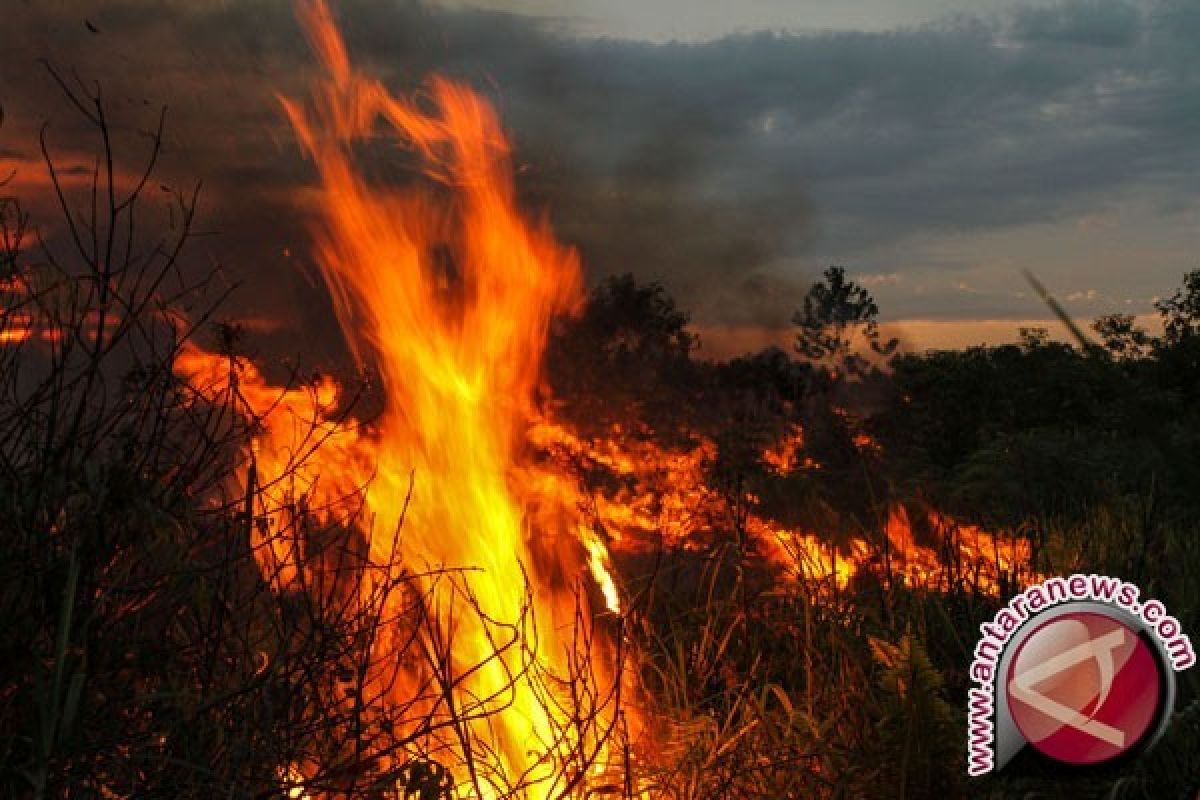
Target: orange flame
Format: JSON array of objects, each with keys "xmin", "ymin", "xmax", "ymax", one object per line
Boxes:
[
  {"xmin": 178, "ymin": 2, "xmax": 627, "ymax": 795},
  {"xmin": 532, "ymin": 420, "xmax": 1032, "ymax": 595}
]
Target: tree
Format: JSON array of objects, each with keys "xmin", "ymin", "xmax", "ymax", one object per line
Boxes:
[
  {"xmin": 545, "ymin": 273, "xmax": 697, "ymax": 439},
  {"xmin": 1092, "ymin": 313, "xmax": 1152, "ymax": 359},
  {"xmin": 1018, "ymin": 326, "xmax": 1050, "ymax": 350},
  {"xmin": 793, "ymin": 266, "xmax": 896, "ymax": 378},
  {"xmin": 1155, "ymin": 268, "xmax": 1200, "ymax": 345}
]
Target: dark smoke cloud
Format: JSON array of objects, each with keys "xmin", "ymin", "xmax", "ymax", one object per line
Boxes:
[{"xmin": 3, "ymin": 0, "xmax": 1200, "ymax": 353}]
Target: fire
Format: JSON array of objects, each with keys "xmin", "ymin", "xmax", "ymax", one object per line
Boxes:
[
  {"xmin": 584, "ymin": 528, "xmax": 622, "ymax": 614},
  {"xmin": 168, "ymin": 3, "xmax": 1035, "ymax": 794},
  {"xmin": 528, "ymin": 422, "xmax": 724, "ymax": 552},
  {"xmin": 180, "ymin": 2, "xmax": 626, "ymax": 795},
  {"xmin": 174, "ymin": 344, "xmax": 370, "ymax": 592},
  {"xmin": 0, "ymin": 276, "xmax": 68, "ymax": 345},
  {"xmin": 0, "ymin": 327, "xmax": 34, "ymax": 344},
  {"xmin": 761, "ymin": 424, "xmax": 818, "ymax": 475},
  {"xmin": 531, "ymin": 420, "xmax": 1032, "ymax": 595}
]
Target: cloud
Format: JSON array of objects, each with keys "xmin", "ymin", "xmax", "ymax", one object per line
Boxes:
[
  {"xmin": 2, "ymin": 0, "xmax": 1198, "ymax": 344},
  {"xmin": 1011, "ymin": 0, "xmax": 1143, "ymax": 48},
  {"xmin": 856, "ymin": 272, "xmax": 904, "ymax": 286}
]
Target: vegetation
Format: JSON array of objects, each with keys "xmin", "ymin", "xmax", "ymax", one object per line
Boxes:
[
  {"xmin": 548, "ymin": 267, "xmax": 1200, "ymax": 799},
  {"xmin": 2, "ymin": 77, "xmax": 1198, "ymax": 799}
]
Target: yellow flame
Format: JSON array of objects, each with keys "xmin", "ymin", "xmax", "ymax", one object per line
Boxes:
[{"xmin": 178, "ymin": 2, "xmax": 628, "ymax": 795}]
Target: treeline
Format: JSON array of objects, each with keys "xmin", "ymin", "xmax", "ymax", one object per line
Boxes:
[{"xmin": 548, "ymin": 267, "xmax": 1200, "ymax": 545}]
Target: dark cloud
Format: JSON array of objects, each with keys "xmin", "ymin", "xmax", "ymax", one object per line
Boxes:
[
  {"xmin": 2, "ymin": 0, "xmax": 1198, "ymax": 342},
  {"xmin": 1012, "ymin": 0, "xmax": 1142, "ymax": 47}
]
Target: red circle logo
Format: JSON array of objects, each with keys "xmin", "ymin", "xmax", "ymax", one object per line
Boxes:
[{"xmin": 1006, "ymin": 611, "xmax": 1163, "ymax": 765}]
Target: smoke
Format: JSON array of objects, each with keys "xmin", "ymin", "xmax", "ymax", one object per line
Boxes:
[
  {"xmin": 5, "ymin": 0, "xmax": 1200, "ymax": 356},
  {"xmin": 2, "ymin": 0, "xmax": 819, "ymax": 355}
]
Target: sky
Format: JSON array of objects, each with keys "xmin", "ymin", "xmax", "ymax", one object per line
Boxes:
[
  {"xmin": 3, "ymin": 0, "xmax": 1199, "ymax": 358},
  {"xmin": 441, "ymin": 0, "xmax": 1045, "ymax": 40}
]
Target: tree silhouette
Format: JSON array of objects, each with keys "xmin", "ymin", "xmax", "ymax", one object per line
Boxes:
[
  {"xmin": 1156, "ymin": 268, "xmax": 1200, "ymax": 345},
  {"xmin": 1092, "ymin": 313, "xmax": 1152, "ymax": 359},
  {"xmin": 794, "ymin": 266, "xmax": 897, "ymax": 378}
]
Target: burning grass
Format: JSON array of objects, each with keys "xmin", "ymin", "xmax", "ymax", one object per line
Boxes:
[{"xmin": 1, "ymin": 4, "xmax": 1198, "ymax": 798}]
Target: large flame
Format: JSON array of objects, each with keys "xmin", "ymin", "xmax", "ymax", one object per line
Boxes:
[{"xmin": 180, "ymin": 2, "xmax": 624, "ymax": 796}]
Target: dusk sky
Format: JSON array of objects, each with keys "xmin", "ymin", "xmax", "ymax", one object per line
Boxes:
[{"xmin": 5, "ymin": 0, "xmax": 1200, "ymax": 357}]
